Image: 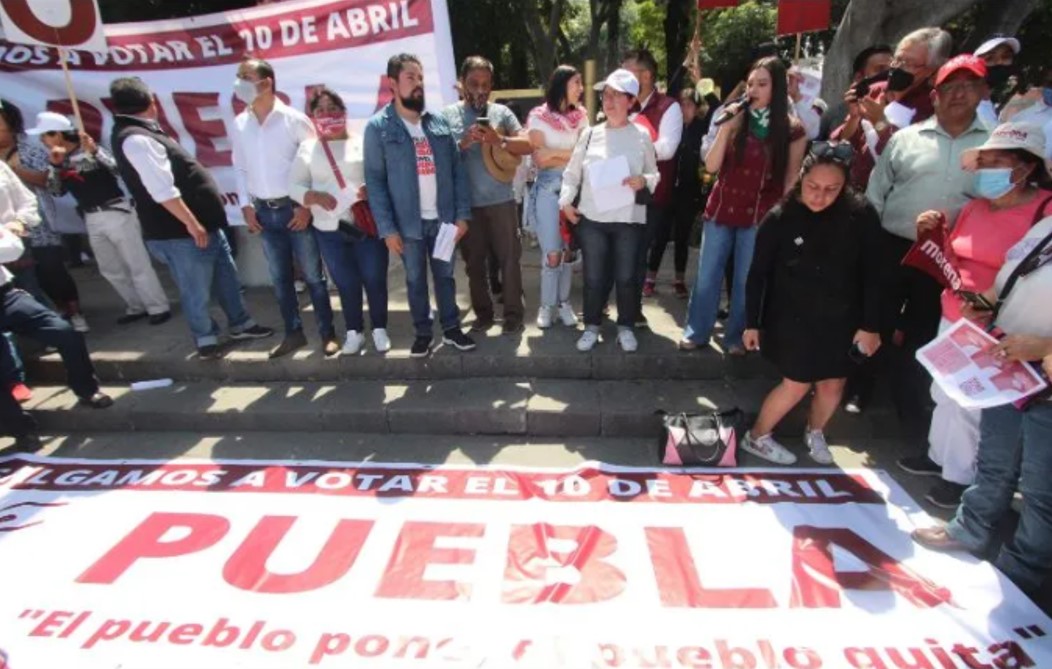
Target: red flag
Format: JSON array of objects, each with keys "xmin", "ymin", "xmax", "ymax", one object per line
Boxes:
[
  {"xmin": 777, "ymin": 0, "xmax": 831, "ymax": 35},
  {"xmin": 901, "ymin": 224, "xmax": 963, "ymax": 291},
  {"xmin": 697, "ymin": 0, "xmax": 739, "ymax": 9}
]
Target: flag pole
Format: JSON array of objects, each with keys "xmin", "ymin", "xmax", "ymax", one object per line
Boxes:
[
  {"xmin": 57, "ymin": 47, "xmax": 85, "ymax": 133},
  {"xmin": 795, "ymin": 33, "xmax": 802, "ymax": 61}
]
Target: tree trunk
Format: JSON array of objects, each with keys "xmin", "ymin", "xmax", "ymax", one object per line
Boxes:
[
  {"xmin": 664, "ymin": 0, "xmax": 693, "ymax": 85},
  {"xmin": 523, "ymin": 0, "xmax": 566, "ymax": 85},
  {"xmin": 821, "ymin": 0, "xmax": 983, "ymax": 102}
]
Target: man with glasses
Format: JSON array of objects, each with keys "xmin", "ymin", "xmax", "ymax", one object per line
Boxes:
[{"xmin": 862, "ymin": 55, "xmax": 990, "ymax": 423}]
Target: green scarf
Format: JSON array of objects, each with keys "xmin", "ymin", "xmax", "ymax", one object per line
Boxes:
[{"xmin": 749, "ymin": 107, "xmax": 770, "ymax": 140}]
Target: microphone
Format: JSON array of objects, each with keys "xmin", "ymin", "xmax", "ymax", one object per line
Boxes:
[{"xmin": 713, "ymin": 94, "xmax": 750, "ymax": 127}]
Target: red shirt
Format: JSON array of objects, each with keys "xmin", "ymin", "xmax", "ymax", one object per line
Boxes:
[{"xmin": 704, "ymin": 121, "xmax": 805, "ymax": 228}]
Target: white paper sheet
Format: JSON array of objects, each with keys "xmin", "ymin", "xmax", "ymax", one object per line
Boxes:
[
  {"xmin": 586, "ymin": 155, "xmax": 635, "ymax": 214},
  {"xmin": 432, "ymin": 222, "xmax": 458, "ymax": 263},
  {"xmin": 884, "ymin": 101, "xmax": 916, "ymax": 129}
]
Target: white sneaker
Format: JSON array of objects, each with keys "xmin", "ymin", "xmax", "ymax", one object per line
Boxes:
[
  {"xmin": 616, "ymin": 329, "xmax": 638, "ymax": 352},
  {"xmin": 576, "ymin": 330, "xmax": 599, "ymax": 352},
  {"xmin": 371, "ymin": 328, "xmax": 391, "ymax": 354},
  {"xmin": 805, "ymin": 429, "xmax": 834, "ymax": 465},
  {"xmin": 294, "ymin": 279, "xmax": 306, "ymax": 294},
  {"xmin": 536, "ymin": 306, "xmax": 553, "ymax": 329},
  {"xmin": 741, "ymin": 431, "xmax": 798, "ymax": 465},
  {"xmin": 557, "ymin": 302, "xmax": 578, "ymax": 327},
  {"xmin": 70, "ymin": 314, "xmax": 90, "ymax": 333},
  {"xmin": 342, "ymin": 330, "xmax": 365, "ymax": 356}
]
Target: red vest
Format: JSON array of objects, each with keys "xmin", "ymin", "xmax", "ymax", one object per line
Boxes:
[{"xmin": 637, "ymin": 92, "xmax": 677, "ymax": 208}]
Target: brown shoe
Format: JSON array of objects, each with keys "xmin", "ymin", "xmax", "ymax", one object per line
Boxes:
[
  {"xmin": 911, "ymin": 526, "xmax": 968, "ymax": 552},
  {"xmin": 322, "ymin": 336, "xmax": 340, "ymax": 357},
  {"xmin": 470, "ymin": 318, "xmax": 494, "ymax": 333},
  {"xmin": 502, "ymin": 320, "xmax": 525, "ymax": 334},
  {"xmin": 269, "ymin": 330, "xmax": 307, "ymax": 359}
]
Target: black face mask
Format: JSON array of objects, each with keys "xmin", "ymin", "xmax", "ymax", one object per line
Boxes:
[
  {"xmin": 986, "ymin": 64, "xmax": 1015, "ymax": 91},
  {"xmin": 886, "ymin": 67, "xmax": 915, "ymax": 93}
]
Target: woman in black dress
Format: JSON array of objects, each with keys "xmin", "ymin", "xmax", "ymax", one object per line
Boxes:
[{"xmin": 740, "ymin": 142, "xmax": 882, "ymax": 466}]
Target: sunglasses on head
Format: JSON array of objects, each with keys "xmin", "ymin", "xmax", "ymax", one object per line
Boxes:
[{"xmin": 809, "ymin": 141, "xmax": 855, "ymax": 166}]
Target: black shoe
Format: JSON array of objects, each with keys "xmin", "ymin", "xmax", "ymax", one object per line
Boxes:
[
  {"xmin": 229, "ymin": 324, "xmax": 274, "ymax": 340},
  {"xmin": 634, "ymin": 314, "xmax": 649, "ymax": 329},
  {"xmin": 269, "ymin": 330, "xmax": 307, "ymax": 359},
  {"xmin": 469, "ymin": 318, "xmax": 494, "ymax": 333},
  {"xmin": 897, "ymin": 454, "xmax": 942, "ymax": 477},
  {"xmin": 442, "ymin": 329, "xmax": 476, "ymax": 351},
  {"xmin": 117, "ymin": 312, "xmax": 148, "ymax": 325},
  {"xmin": 717, "ymin": 308, "xmax": 730, "ymax": 321},
  {"xmin": 410, "ymin": 336, "xmax": 433, "ymax": 358},
  {"xmin": 924, "ymin": 480, "xmax": 968, "ymax": 510},
  {"xmin": 502, "ymin": 320, "xmax": 524, "ymax": 335},
  {"xmin": 9, "ymin": 432, "xmax": 43, "ymax": 453},
  {"xmin": 197, "ymin": 344, "xmax": 223, "ymax": 360},
  {"xmin": 148, "ymin": 311, "xmax": 171, "ymax": 326},
  {"xmin": 79, "ymin": 392, "xmax": 114, "ymax": 409}
]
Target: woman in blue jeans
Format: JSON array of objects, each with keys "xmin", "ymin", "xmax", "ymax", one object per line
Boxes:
[
  {"xmin": 679, "ymin": 57, "xmax": 807, "ymax": 355},
  {"xmin": 290, "ymin": 88, "xmax": 389, "ymax": 356},
  {"xmin": 912, "ymin": 212, "xmax": 1052, "ymax": 597},
  {"xmin": 526, "ymin": 65, "xmax": 589, "ymax": 330}
]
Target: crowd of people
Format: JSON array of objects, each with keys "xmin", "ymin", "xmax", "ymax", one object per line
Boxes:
[{"xmin": 1, "ymin": 24, "xmax": 1051, "ymax": 598}]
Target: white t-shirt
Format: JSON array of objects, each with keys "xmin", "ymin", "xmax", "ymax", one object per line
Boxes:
[
  {"xmin": 526, "ymin": 104, "xmax": 589, "ymax": 152},
  {"xmin": 995, "ymin": 216, "xmax": 1052, "ymax": 337},
  {"xmin": 402, "ymin": 118, "xmax": 439, "ymax": 220}
]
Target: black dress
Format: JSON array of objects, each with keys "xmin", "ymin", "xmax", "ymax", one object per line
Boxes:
[{"xmin": 745, "ymin": 196, "xmax": 882, "ymax": 382}]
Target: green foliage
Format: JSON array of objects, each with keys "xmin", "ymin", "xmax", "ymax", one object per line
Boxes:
[
  {"xmin": 698, "ymin": 0, "xmax": 777, "ymax": 87},
  {"xmin": 626, "ymin": 0, "xmax": 667, "ymax": 68}
]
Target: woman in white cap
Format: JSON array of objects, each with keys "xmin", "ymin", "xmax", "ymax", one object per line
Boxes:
[
  {"xmin": 898, "ymin": 122, "xmax": 1052, "ymax": 510},
  {"xmin": 973, "ymin": 34, "xmax": 1021, "ymax": 126},
  {"xmin": 559, "ymin": 69, "xmax": 658, "ymax": 352}
]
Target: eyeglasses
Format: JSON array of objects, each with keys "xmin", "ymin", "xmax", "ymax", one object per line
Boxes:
[
  {"xmin": 936, "ymin": 80, "xmax": 984, "ymax": 96},
  {"xmin": 809, "ymin": 141, "xmax": 854, "ymax": 166}
]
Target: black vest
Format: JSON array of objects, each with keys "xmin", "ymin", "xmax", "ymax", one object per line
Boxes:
[
  {"xmin": 111, "ymin": 116, "xmax": 226, "ymax": 240},
  {"xmin": 61, "ymin": 152, "xmax": 124, "ymax": 209}
]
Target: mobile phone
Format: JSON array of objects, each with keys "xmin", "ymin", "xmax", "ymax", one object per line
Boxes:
[
  {"xmin": 957, "ymin": 290, "xmax": 994, "ymax": 311},
  {"xmin": 476, "ymin": 117, "xmax": 490, "ymax": 127}
]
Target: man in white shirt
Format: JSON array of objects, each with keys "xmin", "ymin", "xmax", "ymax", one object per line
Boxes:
[
  {"xmin": 0, "ymin": 161, "xmax": 112, "ymax": 451},
  {"xmin": 232, "ymin": 58, "xmax": 336, "ymax": 358},
  {"xmin": 109, "ymin": 77, "xmax": 273, "ymax": 360}
]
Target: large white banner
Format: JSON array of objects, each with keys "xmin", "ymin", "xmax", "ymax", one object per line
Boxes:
[
  {"xmin": 0, "ymin": 455, "xmax": 1049, "ymax": 669},
  {"xmin": 0, "ymin": 0, "xmax": 458, "ymax": 224}
]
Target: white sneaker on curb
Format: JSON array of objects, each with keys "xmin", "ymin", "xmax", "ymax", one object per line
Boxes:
[
  {"xmin": 70, "ymin": 314, "xmax": 90, "ymax": 333},
  {"xmin": 576, "ymin": 330, "xmax": 599, "ymax": 352},
  {"xmin": 342, "ymin": 330, "xmax": 365, "ymax": 356},
  {"xmin": 557, "ymin": 302, "xmax": 578, "ymax": 327},
  {"xmin": 805, "ymin": 429, "xmax": 834, "ymax": 465},
  {"xmin": 371, "ymin": 328, "xmax": 391, "ymax": 354},
  {"xmin": 741, "ymin": 431, "xmax": 798, "ymax": 465},
  {"xmin": 536, "ymin": 306, "xmax": 553, "ymax": 329},
  {"xmin": 617, "ymin": 329, "xmax": 638, "ymax": 352}
]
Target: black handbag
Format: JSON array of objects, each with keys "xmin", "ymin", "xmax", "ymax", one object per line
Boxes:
[{"xmin": 656, "ymin": 408, "xmax": 743, "ymax": 467}]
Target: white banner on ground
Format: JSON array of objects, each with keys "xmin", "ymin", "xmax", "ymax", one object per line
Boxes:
[
  {"xmin": 0, "ymin": 0, "xmax": 457, "ymax": 225},
  {"xmin": 917, "ymin": 319, "xmax": 1049, "ymax": 410},
  {"xmin": 0, "ymin": 455, "xmax": 1049, "ymax": 669}
]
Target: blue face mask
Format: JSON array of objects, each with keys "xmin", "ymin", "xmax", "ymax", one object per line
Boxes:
[
  {"xmin": 1043, "ymin": 87, "xmax": 1052, "ymax": 108},
  {"xmin": 974, "ymin": 167, "xmax": 1016, "ymax": 200}
]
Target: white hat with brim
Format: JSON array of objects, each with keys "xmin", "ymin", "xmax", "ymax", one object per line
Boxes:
[
  {"xmin": 594, "ymin": 69, "xmax": 640, "ymax": 98},
  {"xmin": 26, "ymin": 111, "xmax": 74, "ymax": 135},
  {"xmin": 961, "ymin": 122, "xmax": 1046, "ymax": 170},
  {"xmin": 975, "ymin": 36, "xmax": 1021, "ymax": 58}
]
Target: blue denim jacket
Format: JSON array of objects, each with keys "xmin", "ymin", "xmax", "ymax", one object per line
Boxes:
[{"xmin": 363, "ymin": 104, "xmax": 472, "ymax": 240}]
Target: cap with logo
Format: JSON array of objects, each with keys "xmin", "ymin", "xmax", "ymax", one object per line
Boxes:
[
  {"xmin": 935, "ymin": 54, "xmax": 988, "ymax": 87},
  {"xmin": 961, "ymin": 122, "xmax": 1047, "ymax": 170}
]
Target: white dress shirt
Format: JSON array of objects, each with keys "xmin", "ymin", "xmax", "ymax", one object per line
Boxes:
[
  {"xmin": 119, "ymin": 128, "xmax": 182, "ymax": 204},
  {"xmin": 793, "ymin": 98, "xmax": 822, "ymax": 140},
  {"xmin": 636, "ymin": 92, "xmax": 683, "ymax": 161},
  {"xmin": 232, "ymin": 99, "xmax": 315, "ymax": 204},
  {"xmin": 289, "ymin": 135, "xmax": 365, "ymax": 231},
  {"xmin": 0, "ymin": 161, "xmax": 36, "ymax": 284}
]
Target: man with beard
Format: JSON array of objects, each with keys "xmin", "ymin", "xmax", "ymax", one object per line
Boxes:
[
  {"xmin": 442, "ymin": 57, "xmax": 533, "ymax": 334},
  {"xmin": 364, "ymin": 53, "xmax": 476, "ymax": 358}
]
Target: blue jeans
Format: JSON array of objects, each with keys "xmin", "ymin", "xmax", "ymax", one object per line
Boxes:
[
  {"xmin": 256, "ymin": 203, "xmax": 334, "ymax": 338},
  {"xmin": 400, "ymin": 219, "xmax": 460, "ymax": 337},
  {"xmin": 948, "ymin": 402, "xmax": 1052, "ymax": 594},
  {"xmin": 682, "ymin": 220, "xmax": 757, "ymax": 347},
  {"xmin": 314, "ymin": 229, "xmax": 389, "ymax": 333},
  {"xmin": 576, "ymin": 218, "xmax": 643, "ymax": 328},
  {"xmin": 146, "ymin": 230, "xmax": 257, "ymax": 348},
  {"xmin": 529, "ymin": 169, "xmax": 573, "ymax": 308},
  {"xmin": 1, "ymin": 332, "xmax": 25, "ymax": 384}
]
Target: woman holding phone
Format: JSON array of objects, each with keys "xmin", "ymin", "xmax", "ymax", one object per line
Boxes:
[
  {"xmin": 898, "ymin": 122, "xmax": 1052, "ymax": 509},
  {"xmin": 740, "ymin": 141, "xmax": 882, "ymax": 465}
]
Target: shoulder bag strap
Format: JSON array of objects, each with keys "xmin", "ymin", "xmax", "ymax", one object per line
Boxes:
[{"xmin": 318, "ymin": 138, "xmax": 347, "ymax": 191}]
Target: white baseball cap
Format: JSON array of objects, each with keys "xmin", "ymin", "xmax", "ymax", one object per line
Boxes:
[
  {"xmin": 26, "ymin": 111, "xmax": 74, "ymax": 135},
  {"xmin": 974, "ymin": 36, "xmax": 1021, "ymax": 58},
  {"xmin": 594, "ymin": 69, "xmax": 640, "ymax": 97},
  {"xmin": 961, "ymin": 122, "xmax": 1046, "ymax": 168}
]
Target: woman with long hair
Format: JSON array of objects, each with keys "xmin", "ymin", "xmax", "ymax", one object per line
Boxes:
[
  {"xmin": 740, "ymin": 142, "xmax": 882, "ymax": 465},
  {"xmin": 680, "ymin": 57, "xmax": 807, "ymax": 355},
  {"xmin": 526, "ymin": 65, "xmax": 589, "ymax": 329}
]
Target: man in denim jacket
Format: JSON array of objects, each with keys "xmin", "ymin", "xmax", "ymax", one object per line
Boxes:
[{"xmin": 364, "ymin": 53, "xmax": 476, "ymax": 358}]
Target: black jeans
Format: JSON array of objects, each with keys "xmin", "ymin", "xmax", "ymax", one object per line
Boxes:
[
  {"xmin": 0, "ymin": 332, "xmax": 35, "ymax": 438},
  {"xmin": 648, "ymin": 201, "xmax": 696, "ymax": 275},
  {"xmin": 31, "ymin": 244, "xmax": 80, "ymax": 310},
  {"xmin": 0, "ymin": 286, "xmax": 100, "ymax": 400},
  {"xmin": 578, "ymin": 218, "xmax": 643, "ymax": 327},
  {"xmin": 633, "ymin": 204, "xmax": 666, "ymax": 314}
]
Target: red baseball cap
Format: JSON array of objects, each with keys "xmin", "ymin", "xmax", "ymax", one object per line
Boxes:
[{"xmin": 935, "ymin": 54, "xmax": 988, "ymax": 87}]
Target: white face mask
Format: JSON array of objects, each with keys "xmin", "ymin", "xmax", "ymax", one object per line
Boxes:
[{"xmin": 234, "ymin": 78, "xmax": 260, "ymax": 105}]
